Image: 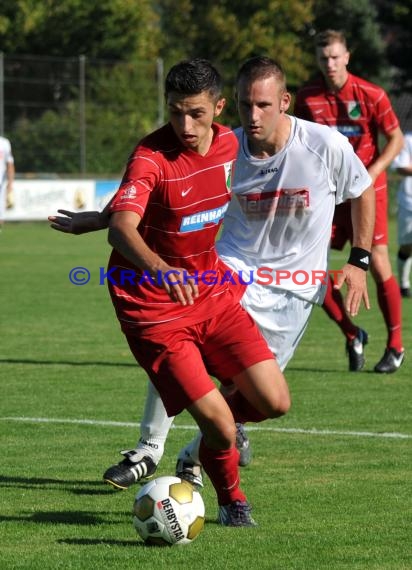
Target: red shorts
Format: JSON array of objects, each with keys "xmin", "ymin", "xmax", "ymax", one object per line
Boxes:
[
  {"xmin": 125, "ymin": 303, "xmax": 274, "ymax": 416},
  {"xmin": 331, "ymin": 190, "xmax": 387, "ymax": 250}
]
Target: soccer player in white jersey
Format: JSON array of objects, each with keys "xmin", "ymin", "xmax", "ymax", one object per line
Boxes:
[
  {"xmin": 49, "ymin": 57, "xmax": 375, "ymax": 491},
  {"xmin": 392, "ymin": 132, "xmax": 412, "ymax": 298},
  {"xmin": 0, "ymin": 136, "xmax": 15, "ymax": 230}
]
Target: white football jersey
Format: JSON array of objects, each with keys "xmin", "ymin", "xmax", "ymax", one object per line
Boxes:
[
  {"xmin": 392, "ymin": 132, "xmax": 412, "ymax": 212},
  {"xmin": 217, "ymin": 116, "xmax": 372, "ymax": 303},
  {"xmin": 0, "ymin": 136, "xmax": 14, "ymax": 186}
]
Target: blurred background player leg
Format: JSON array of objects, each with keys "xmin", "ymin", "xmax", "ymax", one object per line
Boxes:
[
  {"xmin": 322, "ymin": 274, "xmax": 368, "ymax": 371},
  {"xmin": 397, "ymin": 247, "xmax": 412, "ymax": 298}
]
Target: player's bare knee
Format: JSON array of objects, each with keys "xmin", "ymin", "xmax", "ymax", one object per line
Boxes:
[
  {"xmin": 266, "ymin": 391, "xmax": 291, "ymax": 418},
  {"xmin": 277, "ymin": 394, "xmax": 291, "ymax": 416}
]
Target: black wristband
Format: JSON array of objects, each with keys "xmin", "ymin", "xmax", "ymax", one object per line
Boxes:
[{"xmin": 347, "ymin": 247, "xmax": 371, "ymax": 271}]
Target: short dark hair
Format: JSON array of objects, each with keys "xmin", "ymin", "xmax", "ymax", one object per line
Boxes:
[
  {"xmin": 315, "ymin": 29, "xmax": 348, "ymax": 49},
  {"xmin": 235, "ymin": 56, "xmax": 287, "ymax": 92},
  {"xmin": 165, "ymin": 58, "xmax": 223, "ymax": 101}
]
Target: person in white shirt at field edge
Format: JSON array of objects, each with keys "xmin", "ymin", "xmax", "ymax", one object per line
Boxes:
[
  {"xmin": 392, "ymin": 131, "xmax": 412, "ymax": 298},
  {"xmin": 0, "ymin": 136, "xmax": 15, "ymax": 231}
]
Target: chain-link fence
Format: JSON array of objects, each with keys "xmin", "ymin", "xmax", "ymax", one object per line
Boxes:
[
  {"xmin": 1, "ymin": 53, "xmax": 411, "ymax": 178},
  {"xmin": 0, "ymin": 53, "xmax": 164, "ymax": 177},
  {"xmin": 392, "ymin": 93, "xmax": 412, "ymax": 133}
]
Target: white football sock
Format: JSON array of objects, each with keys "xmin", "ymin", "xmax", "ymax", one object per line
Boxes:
[
  {"xmin": 134, "ymin": 381, "xmax": 174, "ymax": 464},
  {"xmin": 398, "ymin": 254, "xmax": 412, "ymax": 289},
  {"xmin": 177, "ymin": 431, "xmax": 202, "ymax": 465}
]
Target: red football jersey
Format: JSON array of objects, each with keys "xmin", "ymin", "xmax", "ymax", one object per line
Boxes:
[
  {"xmin": 294, "ymin": 73, "xmax": 400, "ymax": 191},
  {"xmin": 107, "ymin": 122, "xmax": 241, "ymax": 332}
]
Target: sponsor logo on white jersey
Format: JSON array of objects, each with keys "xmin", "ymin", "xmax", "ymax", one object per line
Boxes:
[{"xmin": 238, "ymin": 188, "xmax": 309, "ymax": 216}]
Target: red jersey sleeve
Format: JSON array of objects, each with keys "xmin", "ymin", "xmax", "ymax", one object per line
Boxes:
[
  {"xmin": 109, "ymin": 148, "xmax": 161, "ymax": 218},
  {"xmin": 373, "ymin": 87, "xmax": 399, "ymax": 135}
]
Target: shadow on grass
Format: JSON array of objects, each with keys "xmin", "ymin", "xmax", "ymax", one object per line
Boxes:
[
  {"xmin": 0, "ymin": 474, "xmax": 118, "ymax": 495},
  {"xmin": 0, "ymin": 357, "xmax": 135, "ymax": 367},
  {"xmin": 4, "ymin": 358, "xmax": 382, "ymax": 374},
  {"xmin": 0, "ymin": 511, "xmax": 110, "ymax": 525},
  {"xmin": 59, "ymin": 538, "xmax": 146, "ymax": 547},
  {"xmin": 287, "ymin": 365, "xmax": 380, "ymax": 375}
]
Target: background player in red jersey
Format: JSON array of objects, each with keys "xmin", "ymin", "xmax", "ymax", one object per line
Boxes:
[
  {"xmin": 50, "ymin": 58, "xmax": 293, "ymax": 527},
  {"xmin": 295, "ymin": 29, "xmax": 405, "ymax": 374}
]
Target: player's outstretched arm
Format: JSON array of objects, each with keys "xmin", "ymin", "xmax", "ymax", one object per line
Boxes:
[
  {"xmin": 367, "ymin": 127, "xmax": 404, "ymax": 184},
  {"xmin": 48, "ymin": 209, "xmax": 109, "ymax": 234},
  {"xmin": 49, "ymin": 193, "xmax": 115, "ymax": 234}
]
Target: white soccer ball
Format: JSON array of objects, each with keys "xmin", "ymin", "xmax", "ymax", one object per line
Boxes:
[{"xmin": 132, "ymin": 475, "xmax": 205, "ymax": 546}]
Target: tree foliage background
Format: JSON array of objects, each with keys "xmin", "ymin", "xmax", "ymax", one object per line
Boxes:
[{"xmin": 0, "ymin": 0, "xmax": 410, "ymax": 175}]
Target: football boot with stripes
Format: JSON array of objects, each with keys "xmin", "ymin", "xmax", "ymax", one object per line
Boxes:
[
  {"xmin": 103, "ymin": 449, "xmax": 157, "ymax": 490},
  {"xmin": 175, "ymin": 458, "xmax": 204, "ymax": 489}
]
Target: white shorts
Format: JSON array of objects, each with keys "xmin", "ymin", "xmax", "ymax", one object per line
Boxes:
[
  {"xmin": 241, "ymin": 284, "xmax": 314, "ymax": 371},
  {"xmin": 0, "ymin": 182, "xmax": 6, "ymax": 220},
  {"xmin": 397, "ymin": 205, "xmax": 412, "ymax": 246}
]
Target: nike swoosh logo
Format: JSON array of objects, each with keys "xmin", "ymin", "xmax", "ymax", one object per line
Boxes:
[
  {"xmin": 182, "ymin": 186, "xmax": 193, "ymax": 197},
  {"xmin": 392, "ymin": 353, "xmax": 404, "ymax": 368},
  {"xmin": 374, "ymin": 233, "xmax": 384, "ymax": 240}
]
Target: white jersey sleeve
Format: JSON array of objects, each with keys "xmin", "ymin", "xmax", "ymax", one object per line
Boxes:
[
  {"xmin": 392, "ymin": 133, "xmax": 412, "ymax": 211},
  {"xmin": 0, "ymin": 137, "xmax": 14, "ymax": 186},
  {"xmin": 310, "ymin": 126, "xmax": 371, "ymax": 205}
]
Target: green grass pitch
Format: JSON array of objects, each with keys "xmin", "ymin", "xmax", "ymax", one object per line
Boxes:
[{"xmin": 0, "ymin": 221, "xmax": 411, "ymax": 570}]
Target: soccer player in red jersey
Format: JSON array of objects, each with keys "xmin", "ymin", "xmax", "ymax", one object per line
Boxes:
[
  {"xmin": 295, "ymin": 29, "xmax": 405, "ymax": 373},
  {"xmin": 51, "ymin": 56, "xmax": 375, "ymax": 505},
  {"xmin": 50, "ymin": 58, "xmax": 294, "ymax": 527}
]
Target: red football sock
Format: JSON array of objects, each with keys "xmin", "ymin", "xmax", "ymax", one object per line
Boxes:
[
  {"xmin": 322, "ymin": 275, "xmax": 358, "ymax": 339},
  {"xmin": 199, "ymin": 438, "xmax": 246, "ymax": 505},
  {"xmin": 376, "ymin": 276, "xmax": 403, "ymax": 351}
]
